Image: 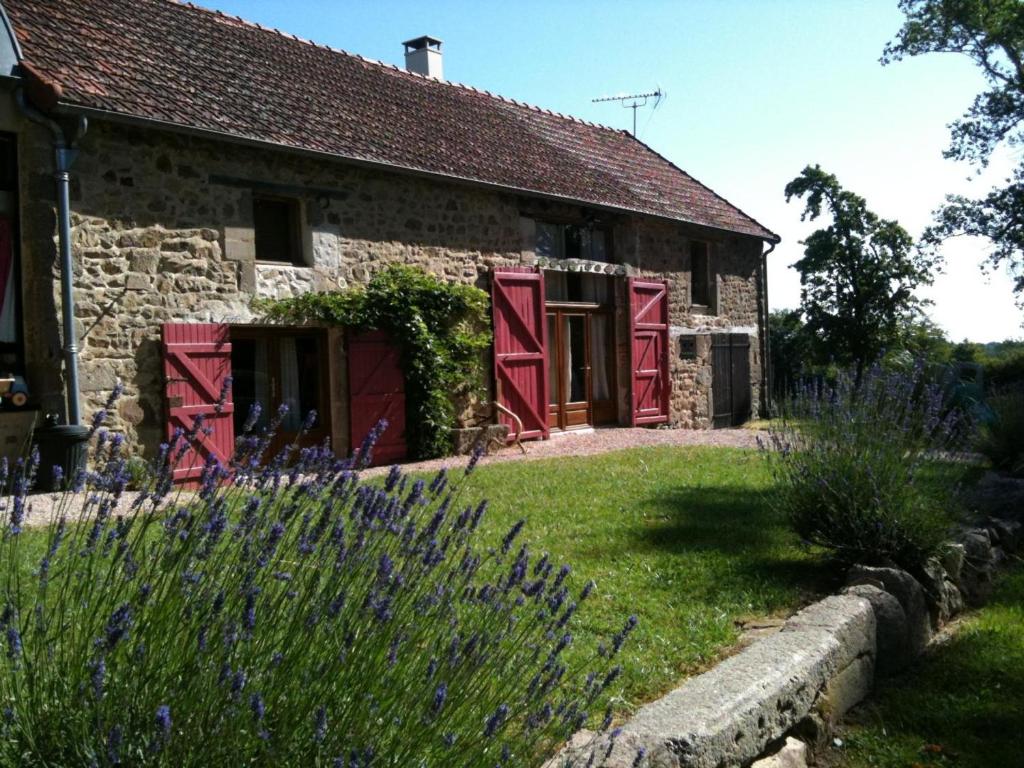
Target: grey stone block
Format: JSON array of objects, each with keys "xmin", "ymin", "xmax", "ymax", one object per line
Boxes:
[
  {"xmin": 553, "ymin": 595, "xmax": 875, "ymax": 768},
  {"xmin": 818, "ymin": 655, "xmax": 874, "ymax": 722},
  {"xmin": 843, "ymin": 584, "xmax": 909, "ymax": 674},
  {"xmin": 847, "ymin": 565, "xmax": 931, "ymax": 656}
]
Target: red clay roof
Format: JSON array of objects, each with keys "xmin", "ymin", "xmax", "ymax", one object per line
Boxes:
[{"xmin": 4, "ymin": 0, "xmax": 778, "ymax": 241}]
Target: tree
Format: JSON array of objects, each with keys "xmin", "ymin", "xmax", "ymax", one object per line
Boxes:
[
  {"xmin": 768, "ymin": 309, "xmax": 813, "ymax": 398},
  {"xmin": 883, "ymin": 0, "xmax": 1024, "ymax": 296},
  {"xmin": 784, "ymin": 165, "xmax": 937, "ymax": 378}
]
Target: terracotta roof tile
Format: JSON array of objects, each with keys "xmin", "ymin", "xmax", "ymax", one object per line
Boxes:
[{"xmin": 4, "ymin": 0, "xmax": 778, "ymax": 241}]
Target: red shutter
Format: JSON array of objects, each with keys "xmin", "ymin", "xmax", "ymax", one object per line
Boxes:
[
  {"xmin": 629, "ymin": 278, "xmax": 670, "ymax": 425},
  {"xmin": 348, "ymin": 329, "xmax": 407, "ymax": 466},
  {"xmin": 492, "ymin": 267, "xmax": 549, "ymax": 441},
  {"xmin": 162, "ymin": 323, "xmax": 235, "ymax": 482}
]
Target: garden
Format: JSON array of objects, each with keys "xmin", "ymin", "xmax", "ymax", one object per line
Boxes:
[{"xmin": 0, "ymin": 347, "xmax": 1017, "ymax": 767}]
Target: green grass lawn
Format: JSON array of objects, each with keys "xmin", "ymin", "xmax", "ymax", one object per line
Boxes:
[
  {"xmin": 829, "ymin": 567, "xmax": 1024, "ymax": 768},
  {"xmin": 445, "ymin": 445, "xmax": 832, "ymax": 712},
  {"xmin": 9, "ymin": 445, "xmax": 830, "ymax": 719}
]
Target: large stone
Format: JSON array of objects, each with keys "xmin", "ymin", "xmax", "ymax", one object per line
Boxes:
[
  {"xmin": 847, "ymin": 565, "xmax": 931, "ymax": 657},
  {"xmin": 939, "ymin": 543, "xmax": 966, "ymax": 586},
  {"xmin": 920, "ymin": 558, "xmax": 965, "ymax": 625},
  {"xmin": 750, "ymin": 737, "xmax": 809, "ymax": 768},
  {"xmin": 958, "ymin": 529, "xmax": 997, "ymax": 605},
  {"xmin": 843, "ymin": 584, "xmax": 909, "ymax": 674},
  {"xmin": 988, "ymin": 519, "xmax": 1023, "ymax": 552},
  {"xmin": 553, "ymin": 595, "xmax": 875, "ymax": 767}
]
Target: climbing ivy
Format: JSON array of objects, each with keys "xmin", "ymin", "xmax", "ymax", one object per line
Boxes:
[{"xmin": 255, "ymin": 265, "xmax": 491, "ymax": 459}]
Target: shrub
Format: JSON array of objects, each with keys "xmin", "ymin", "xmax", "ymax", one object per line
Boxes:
[
  {"xmin": 760, "ymin": 362, "xmax": 968, "ymax": 571},
  {"xmin": 256, "ymin": 265, "xmax": 492, "ymax": 460},
  {"xmin": 0, "ymin": 392, "xmax": 635, "ymax": 767},
  {"xmin": 976, "ymin": 387, "xmax": 1024, "ymax": 476}
]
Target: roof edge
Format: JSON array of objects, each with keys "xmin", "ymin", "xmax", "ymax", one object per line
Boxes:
[
  {"xmin": 624, "ymin": 132, "xmax": 780, "ymax": 243},
  {"xmin": 54, "ymin": 99, "xmax": 777, "ymax": 241}
]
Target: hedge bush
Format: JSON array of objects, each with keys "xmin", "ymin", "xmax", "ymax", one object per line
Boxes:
[
  {"xmin": 760, "ymin": 362, "xmax": 969, "ymax": 571},
  {"xmin": 977, "ymin": 387, "xmax": 1024, "ymax": 476}
]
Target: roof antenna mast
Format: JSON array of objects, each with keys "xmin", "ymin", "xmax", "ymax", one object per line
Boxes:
[{"xmin": 591, "ymin": 88, "xmax": 664, "ymax": 136}]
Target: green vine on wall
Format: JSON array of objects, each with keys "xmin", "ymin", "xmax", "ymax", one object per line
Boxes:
[{"xmin": 255, "ymin": 265, "xmax": 492, "ymax": 460}]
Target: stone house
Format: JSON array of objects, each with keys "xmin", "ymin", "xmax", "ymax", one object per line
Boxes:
[{"xmin": 0, "ymin": 0, "xmax": 778, "ymax": 470}]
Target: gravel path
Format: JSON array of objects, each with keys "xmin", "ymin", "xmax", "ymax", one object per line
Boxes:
[
  {"xmin": 18, "ymin": 427, "xmax": 765, "ymax": 527},
  {"xmin": 362, "ymin": 426, "xmax": 765, "ymax": 478}
]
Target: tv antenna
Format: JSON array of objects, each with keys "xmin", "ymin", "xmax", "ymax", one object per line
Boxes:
[{"xmin": 591, "ymin": 88, "xmax": 664, "ymax": 136}]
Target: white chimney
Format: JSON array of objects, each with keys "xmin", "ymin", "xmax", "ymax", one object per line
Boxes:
[{"xmin": 403, "ymin": 35, "xmax": 443, "ymax": 79}]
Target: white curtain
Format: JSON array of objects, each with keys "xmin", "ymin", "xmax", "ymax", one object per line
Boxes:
[
  {"xmin": 278, "ymin": 336, "xmax": 301, "ymax": 430},
  {"xmin": 561, "ymin": 316, "xmax": 573, "ymax": 403}
]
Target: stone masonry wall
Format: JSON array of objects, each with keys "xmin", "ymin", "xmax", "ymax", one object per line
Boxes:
[{"xmin": 19, "ymin": 118, "xmax": 766, "ymax": 456}]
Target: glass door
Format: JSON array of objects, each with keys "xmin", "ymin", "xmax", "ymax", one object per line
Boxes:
[
  {"xmin": 547, "ymin": 309, "xmax": 617, "ymax": 431},
  {"xmin": 231, "ymin": 328, "xmax": 331, "ymax": 458},
  {"xmin": 545, "ymin": 272, "xmax": 618, "ymax": 431}
]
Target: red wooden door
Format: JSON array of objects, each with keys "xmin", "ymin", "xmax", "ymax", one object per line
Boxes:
[
  {"xmin": 629, "ymin": 278, "xmax": 670, "ymax": 426},
  {"xmin": 492, "ymin": 267, "xmax": 549, "ymax": 441},
  {"xmin": 162, "ymin": 323, "xmax": 235, "ymax": 483},
  {"xmin": 348, "ymin": 330, "xmax": 406, "ymax": 465}
]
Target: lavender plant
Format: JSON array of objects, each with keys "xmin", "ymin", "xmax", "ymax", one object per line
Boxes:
[
  {"xmin": 760, "ymin": 362, "xmax": 969, "ymax": 571},
  {"xmin": 0, "ymin": 387, "xmax": 637, "ymax": 767}
]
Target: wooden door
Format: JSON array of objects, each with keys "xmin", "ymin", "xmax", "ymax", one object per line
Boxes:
[
  {"xmin": 628, "ymin": 279, "xmax": 670, "ymax": 426},
  {"xmin": 492, "ymin": 267, "xmax": 549, "ymax": 441},
  {"xmin": 162, "ymin": 323, "xmax": 235, "ymax": 483},
  {"xmin": 712, "ymin": 333, "xmax": 751, "ymax": 428},
  {"xmin": 347, "ymin": 330, "xmax": 407, "ymax": 465}
]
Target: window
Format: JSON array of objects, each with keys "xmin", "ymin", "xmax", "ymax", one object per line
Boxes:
[
  {"xmin": 253, "ymin": 195, "xmax": 303, "ymax": 264},
  {"xmin": 544, "ymin": 272, "xmax": 612, "ymax": 304},
  {"xmin": 690, "ymin": 241, "xmax": 713, "ymax": 309},
  {"xmin": 535, "ymin": 221, "xmax": 610, "ymax": 262}
]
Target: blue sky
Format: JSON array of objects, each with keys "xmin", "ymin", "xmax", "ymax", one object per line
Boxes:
[{"xmin": 205, "ymin": 0, "xmax": 1022, "ymax": 342}]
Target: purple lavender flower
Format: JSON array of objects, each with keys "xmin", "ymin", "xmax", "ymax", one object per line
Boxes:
[
  {"xmin": 214, "ymin": 376, "xmax": 233, "ymax": 415},
  {"xmin": 5, "ymin": 626, "xmax": 20, "ymax": 660},
  {"xmin": 432, "ymin": 682, "xmax": 448, "ymax": 713},
  {"xmin": 501, "ymin": 519, "xmax": 525, "ymax": 554},
  {"xmin": 91, "ymin": 657, "xmax": 106, "ymax": 700},
  {"xmin": 243, "ymin": 402, "xmax": 263, "ymax": 433},
  {"xmin": 250, "ymin": 692, "xmax": 265, "ymax": 722},
  {"xmin": 483, "ymin": 703, "xmax": 509, "ymax": 738},
  {"xmin": 313, "ymin": 704, "xmax": 328, "ymax": 744},
  {"xmin": 107, "ymin": 723, "xmax": 123, "ymax": 765},
  {"xmin": 155, "ymin": 704, "xmax": 172, "ymax": 740}
]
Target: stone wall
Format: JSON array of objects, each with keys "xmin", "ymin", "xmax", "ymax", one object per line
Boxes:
[{"xmin": 18, "ymin": 118, "xmax": 767, "ymax": 456}]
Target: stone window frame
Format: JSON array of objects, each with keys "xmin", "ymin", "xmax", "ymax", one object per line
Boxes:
[{"xmin": 689, "ymin": 239, "xmax": 717, "ymax": 315}]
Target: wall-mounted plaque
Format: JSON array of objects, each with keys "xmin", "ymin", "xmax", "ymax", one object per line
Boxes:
[{"xmin": 679, "ymin": 335, "xmax": 697, "ymax": 360}]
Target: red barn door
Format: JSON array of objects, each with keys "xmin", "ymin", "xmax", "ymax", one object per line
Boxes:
[
  {"xmin": 629, "ymin": 278, "xmax": 670, "ymax": 426},
  {"xmin": 348, "ymin": 330, "xmax": 406, "ymax": 465},
  {"xmin": 162, "ymin": 323, "xmax": 235, "ymax": 482},
  {"xmin": 492, "ymin": 267, "xmax": 549, "ymax": 441}
]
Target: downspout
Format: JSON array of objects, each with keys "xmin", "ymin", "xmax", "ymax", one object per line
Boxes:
[
  {"xmin": 15, "ymin": 88, "xmax": 87, "ymax": 425},
  {"xmin": 760, "ymin": 240, "xmax": 776, "ymax": 417}
]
